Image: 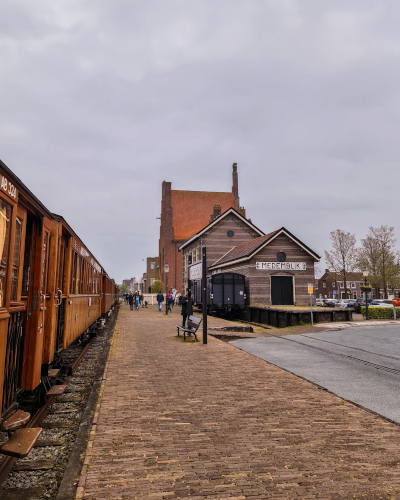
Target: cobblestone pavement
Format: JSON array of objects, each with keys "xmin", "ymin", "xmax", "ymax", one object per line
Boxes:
[{"xmin": 76, "ymin": 304, "xmax": 400, "ymax": 499}]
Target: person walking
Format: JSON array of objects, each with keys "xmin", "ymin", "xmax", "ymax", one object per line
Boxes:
[
  {"xmin": 128, "ymin": 293, "xmax": 134, "ymax": 311},
  {"xmin": 135, "ymin": 293, "xmax": 140, "ymax": 310},
  {"xmin": 180, "ymin": 291, "xmax": 193, "ymax": 327},
  {"xmin": 171, "ymin": 291, "xmax": 175, "ymax": 308},
  {"xmin": 167, "ymin": 291, "xmax": 173, "ymax": 312},
  {"xmin": 157, "ymin": 291, "xmax": 164, "ymax": 311},
  {"xmin": 139, "ymin": 293, "xmax": 144, "ymax": 308}
]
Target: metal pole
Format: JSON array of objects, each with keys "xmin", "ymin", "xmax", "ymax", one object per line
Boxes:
[
  {"xmin": 394, "ymin": 304, "xmax": 396, "ymax": 321},
  {"xmin": 310, "ymin": 293, "xmax": 313, "ymax": 327},
  {"xmin": 365, "ymin": 278, "xmax": 369, "ymax": 321},
  {"xmin": 165, "ymin": 275, "xmax": 168, "ymax": 315},
  {"xmin": 202, "ymin": 245, "xmax": 207, "ymax": 344},
  {"xmin": 187, "ymin": 253, "xmax": 192, "ymax": 296}
]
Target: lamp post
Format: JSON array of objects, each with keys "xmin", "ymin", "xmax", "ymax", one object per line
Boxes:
[
  {"xmin": 164, "ymin": 262, "xmax": 169, "ymax": 315},
  {"xmin": 362, "ymin": 268, "xmax": 370, "ymax": 320}
]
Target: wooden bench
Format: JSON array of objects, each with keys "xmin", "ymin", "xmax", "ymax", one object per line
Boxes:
[
  {"xmin": 176, "ymin": 315, "xmax": 202, "ymax": 341},
  {"xmin": 0, "ymin": 428, "xmax": 42, "ymax": 458}
]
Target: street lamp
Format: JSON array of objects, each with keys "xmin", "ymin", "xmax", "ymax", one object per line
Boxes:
[
  {"xmin": 362, "ymin": 268, "xmax": 370, "ymax": 320},
  {"xmin": 164, "ymin": 262, "xmax": 169, "ymax": 315}
]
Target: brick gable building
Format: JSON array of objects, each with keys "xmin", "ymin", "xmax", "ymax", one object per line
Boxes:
[{"xmin": 159, "ymin": 164, "xmax": 244, "ymax": 292}]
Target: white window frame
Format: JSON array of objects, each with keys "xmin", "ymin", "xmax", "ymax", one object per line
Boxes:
[{"xmin": 150, "ymin": 262, "xmax": 156, "ymax": 270}]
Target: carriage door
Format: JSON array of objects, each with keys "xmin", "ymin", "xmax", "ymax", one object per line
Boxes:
[
  {"xmin": 55, "ymin": 244, "xmax": 66, "ymax": 351},
  {"xmin": 271, "ymin": 276, "xmax": 294, "ymax": 305}
]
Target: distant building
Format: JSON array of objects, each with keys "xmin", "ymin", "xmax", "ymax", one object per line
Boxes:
[
  {"xmin": 145, "ymin": 257, "xmax": 159, "ymax": 292},
  {"xmin": 159, "ymin": 164, "xmax": 245, "ymax": 293},
  {"xmin": 316, "ymin": 270, "xmax": 364, "ymax": 299}
]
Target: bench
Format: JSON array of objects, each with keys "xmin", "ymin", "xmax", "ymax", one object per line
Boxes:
[{"xmin": 176, "ymin": 315, "xmax": 202, "ymax": 341}]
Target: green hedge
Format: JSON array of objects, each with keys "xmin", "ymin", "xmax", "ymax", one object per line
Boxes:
[{"xmin": 361, "ymin": 306, "xmax": 400, "ymax": 319}]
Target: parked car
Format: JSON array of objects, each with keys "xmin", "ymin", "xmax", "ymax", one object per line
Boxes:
[
  {"xmin": 353, "ymin": 298, "xmax": 374, "ymax": 313},
  {"xmin": 324, "ymin": 300, "xmax": 337, "ymax": 308},
  {"xmin": 316, "ymin": 299, "xmax": 324, "ymax": 307},
  {"xmin": 369, "ymin": 299, "xmax": 393, "ymax": 308},
  {"xmin": 336, "ymin": 299, "xmax": 353, "ymax": 308}
]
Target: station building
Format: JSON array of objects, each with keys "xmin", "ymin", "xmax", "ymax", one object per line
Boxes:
[{"xmin": 180, "ymin": 208, "xmax": 320, "ymax": 306}]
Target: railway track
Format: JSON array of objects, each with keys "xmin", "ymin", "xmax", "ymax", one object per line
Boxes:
[{"xmin": 0, "ymin": 304, "xmax": 120, "ymax": 500}]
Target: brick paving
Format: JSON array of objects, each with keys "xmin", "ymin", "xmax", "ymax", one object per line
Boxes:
[{"xmin": 76, "ymin": 304, "xmax": 400, "ymax": 499}]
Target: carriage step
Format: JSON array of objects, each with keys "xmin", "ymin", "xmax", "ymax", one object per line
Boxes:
[
  {"xmin": 48, "ymin": 368, "xmax": 60, "ymax": 378},
  {"xmin": 0, "ymin": 428, "xmax": 42, "ymax": 458},
  {"xmin": 46, "ymin": 383, "xmax": 67, "ymax": 397},
  {"xmin": 1, "ymin": 410, "xmax": 31, "ymax": 431}
]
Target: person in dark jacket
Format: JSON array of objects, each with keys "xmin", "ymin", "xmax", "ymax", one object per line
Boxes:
[
  {"xmin": 157, "ymin": 291, "xmax": 164, "ymax": 311},
  {"xmin": 128, "ymin": 293, "xmax": 134, "ymax": 310},
  {"xmin": 180, "ymin": 291, "xmax": 193, "ymax": 327}
]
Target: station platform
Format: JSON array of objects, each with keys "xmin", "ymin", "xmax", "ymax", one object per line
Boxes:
[{"xmin": 76, "ymin": 303, "xmax": 400, "ymax": 499}]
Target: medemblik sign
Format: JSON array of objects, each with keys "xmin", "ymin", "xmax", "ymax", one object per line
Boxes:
[{"xmin": 256, "ymin": 262, "xmax": 307, "ymax": 270}]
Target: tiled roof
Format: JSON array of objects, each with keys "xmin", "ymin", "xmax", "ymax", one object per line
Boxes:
[
  {"xmin": 171, "ymin": 190, "xmax": 235, "ymax": 240},
  {"xmin": 324, "ymin": 272, "xmax": 363, "ymax": 281},
  {"xmin": 212, "ymin": 230, "xmax": 279, "ymax": 266}
]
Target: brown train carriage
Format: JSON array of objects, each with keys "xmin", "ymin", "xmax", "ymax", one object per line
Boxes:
[
  {"xmin": 101, "ymin": 274, "xmax": 118, "ymax": 316},
  {"xmin": 0, "ymin": 160, "xmax": 117, "ymax": 421}
]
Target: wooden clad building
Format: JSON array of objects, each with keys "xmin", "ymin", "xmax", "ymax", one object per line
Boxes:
[
  {"xmin": 209, "ymin": 228, "xmax": 320, "ymax": 306},
  {"xmin": 179, "ymin": 206, "xmax": 320, "ymax": 307},
  {"xmin": 179, "ymin": 207, "xmax": 264, "ymax": 294}
]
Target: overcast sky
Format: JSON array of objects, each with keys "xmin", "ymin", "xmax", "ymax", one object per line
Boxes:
[{"xmin": 1, "ymin": 0, "xmax": 400, "ymax": 283}]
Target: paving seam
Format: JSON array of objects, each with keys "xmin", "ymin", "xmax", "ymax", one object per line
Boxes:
[
  {"xmin": 229, "ymin": 340, "xmax": 400, "ymax": 429},
  {"xmin": 255, "ymin": 330, "xmax": 400, "ymax": 375},
  {"xmin": 299, "ymin": 333, "xmax": 400, "ymax": 362}
]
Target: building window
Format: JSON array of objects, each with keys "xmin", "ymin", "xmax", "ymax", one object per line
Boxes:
[
  {"xmin": 323, "ymin": 282, "xmax": 326, "ymax": 288},
  {"xmin": 150, "ymin": 278, "xmax": 155, "ymax": 286},
  {"xmin": 351, "ymin": 282, "xmax": 356, "ymax": 288},
  {"xmin": 150, "ymin": 262, "xmax": 155, "ymax": 270},
  {"xmin": 332, "ymin": 282, "xmax": 335, "ymax": 287},
  {"xmin": 340, "ymin": 282, "xmax": 344, "ymax": 288}
]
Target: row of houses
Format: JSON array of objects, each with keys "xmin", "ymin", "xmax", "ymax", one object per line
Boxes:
[{"xmin": 315, "ymin": 270, "xmax": 400, "ymax": 300}]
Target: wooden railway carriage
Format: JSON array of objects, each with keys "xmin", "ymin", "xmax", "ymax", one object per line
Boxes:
[{"xmin": 0, "ymin": 160, "xmax": 118, "ymax": 421}]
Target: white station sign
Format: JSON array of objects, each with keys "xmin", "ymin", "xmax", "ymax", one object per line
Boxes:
[
  {"xmin": 256, "ymin": 262, "xmax": 307, "ymax": 270},
  {"xmin": 189, "ymin": 262, "xmax": 202, "ymax": 280}
]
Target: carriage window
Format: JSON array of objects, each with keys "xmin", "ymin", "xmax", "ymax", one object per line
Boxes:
[
  {"xmin": 0, "ymin": 201, "xmax": 11, "ymax": 307},
  {"xmin": 21, "ymin": 216, "xmax": 33, "ymax": 296},
  {"xmin": 70, "ymin": 251, "xmax": 77, "ymax": 294},
  {"xmin": 57, "ymin": 246, "xmax": 65, "ymax": 293},
  {"xmin": 11, "ymin": 217, "xmax": 22, "ymax": 301}
]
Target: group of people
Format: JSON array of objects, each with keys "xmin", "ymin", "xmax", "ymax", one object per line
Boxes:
[
  {"xmin": 125, "ymin": 292, "xmax": 144, "ymax": 310},
  {"xmin": 156, "ymin": 290, "xmax": 193, "ymax": 327}
]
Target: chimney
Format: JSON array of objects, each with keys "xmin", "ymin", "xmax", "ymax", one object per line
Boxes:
[
  {"xmin": 238, "ymin": 207, "xmax": 246, "ymax": 218},
  {"xmin": 325, "ymin": 269, "xmax": 329, "ymax": 274},
  {"xmin": 232, "ymin": 163, "xmax": 240, "ymax": 211},
  {"xmin": 210, "ymin": 204, "xmax": 221, "ymax": 223}
]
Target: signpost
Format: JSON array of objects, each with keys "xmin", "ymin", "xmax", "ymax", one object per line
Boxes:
[
  {"xmin": 308, "ymin": 284, "xmax": 314, "ymax": 326},
  {"xmin": 202, "ymin": 246, "xmax": 207, "ymax": 345}
]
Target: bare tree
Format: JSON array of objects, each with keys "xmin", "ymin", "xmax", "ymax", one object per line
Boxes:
[
  {"xmin": 359, "ymin": 226, "xmax": 400, "ymax": 298},
  {"xmin": 325, "ymin": 230, "xmax": 359, "ymax": 299}
]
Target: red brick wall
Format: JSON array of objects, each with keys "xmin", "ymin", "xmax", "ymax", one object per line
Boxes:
[{"xmin": 159, "ymin": 181, "xmax": 236, "ymax": 294}]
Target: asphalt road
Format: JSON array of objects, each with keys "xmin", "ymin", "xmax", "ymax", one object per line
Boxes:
[{"xmin": 231, "ymin": 326, "xmax": 400, "ymax": 423}]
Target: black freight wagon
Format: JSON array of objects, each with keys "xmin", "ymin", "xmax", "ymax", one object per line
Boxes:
[{"xmin": 192, "ymin": 273, "xmax": 246, "ymax": 313}]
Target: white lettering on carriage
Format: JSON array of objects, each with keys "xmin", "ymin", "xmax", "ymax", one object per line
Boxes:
[{"xmin": 1, "ymin": 176, "xmax": 16, "ymax": 199}]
